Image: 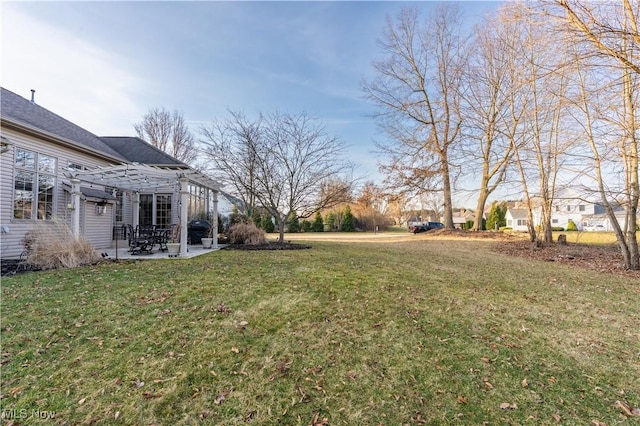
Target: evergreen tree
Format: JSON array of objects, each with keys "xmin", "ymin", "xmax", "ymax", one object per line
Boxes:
[
  {"xmin": 325, "ymin": 212, "xmax": 336, "ymax": 231},
  {"xmin": 287, "ymin": 211, "xmax": 300, "ymax": 233},
  {"xmin": 261, "ymin": 215, "xmax": 275, "ymax": 233},
  {"xmin": 312, "ymin": 211, "xmax": 324, "ymax": 232},
  {"xmin": 486, "ymin": 202, "xmax": 506, "ymax": 230},
  {"xmin": 341, "ymin": 205, "xmax": 355, "ymax": 232},
  {"xmin": 301, "ymin": 220, "xmax": 312, "ymax": 232}
]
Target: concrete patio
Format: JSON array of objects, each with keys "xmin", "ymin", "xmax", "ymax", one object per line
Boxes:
[{"xmin": 100, "ymin": 241, "xmax": 227, "ymax": 260}]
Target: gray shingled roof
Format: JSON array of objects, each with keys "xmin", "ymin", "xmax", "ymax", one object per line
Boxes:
[
  {"xmin": 0, "ymin": 87, "xmax": 126, "ymax": 161},
  {"xmin": 508, "ymin": 208, "xmax": 529, "ymax": 219},
  {"xmin": 100, "ymin": 136, "xmax": 187, "ymax": 166}
]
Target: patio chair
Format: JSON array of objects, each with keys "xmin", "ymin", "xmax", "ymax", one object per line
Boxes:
[{"xmin": 127, "ymin": 224, "xmax": 153, "ymax": 255}]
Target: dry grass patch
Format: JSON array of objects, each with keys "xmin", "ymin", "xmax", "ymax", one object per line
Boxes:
[{"xmin": 22, "ymin": 218, "xmax": 99, "ymax": 270}]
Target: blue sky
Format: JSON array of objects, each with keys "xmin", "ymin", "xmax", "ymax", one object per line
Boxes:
[{"xmin": 2, "ymin": 1, "xmax": 500, "ymax": 205}]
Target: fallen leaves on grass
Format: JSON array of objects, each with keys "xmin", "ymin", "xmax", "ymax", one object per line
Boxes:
[
  {"xmin": 216, "ymin": 302, "xmax": 232, "ymax": 314},
  {"xmin": 613, "ymin": 400, "xmax": 640, "ymax": 417},
  {"xmin": 214, "ymin": 386, "xmax": 234, "ymax": 405},
  {"xmin": 493, "ymin": 241, "xmax": 640, "ymax": 278},
  {"xmin": 137, "ymin": 292, "xmax": 171, "ymax": 304},
  {"xmin": 310, "ymin": 412, "xmax": 329, "ymax": 426},
  {"xmin": 500, "ymin": 402, "xmax": 518, "ymax": 410}
]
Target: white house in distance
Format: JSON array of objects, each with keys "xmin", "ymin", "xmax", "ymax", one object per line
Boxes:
[
  {"xmin": 505, "ymin": 188, "xmax": 636, "ymax": 232},
  {"xmin": 505, "ymin": 208, "xmax": 530, "ymax": 232},
  {"xmin": 1, "ymin": 87, "xmax": 222, "ymax": 259}
]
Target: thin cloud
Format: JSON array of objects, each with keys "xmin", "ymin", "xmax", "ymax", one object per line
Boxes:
[{"xmin": 1, "ymin": 5, "xmax": 145, "ymax": 136}]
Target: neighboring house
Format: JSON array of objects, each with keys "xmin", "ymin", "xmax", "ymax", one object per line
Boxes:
[
  {"xmin": 505, "ymin": 208, "xmax": 529, "ymax": 232},
  {"xmin": 506, "ymin": 188, "xmax": 636, "ymax": 232},
  {"xmin": 581, "ymin": 210, "xmax": 639, "ymax": 232},
  {"xmin": 541, "ymin": 188, "xmax": 601, "ymax": 231},
  {"xmin": 451, "ymin": 209, "xmax": 477, "ymax": 229},
  {"xmin": 1, "ymin": 87, "xmax": 220, "ymax": 259}
]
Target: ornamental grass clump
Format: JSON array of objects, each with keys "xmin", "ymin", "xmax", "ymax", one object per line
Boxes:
[
  {"xmin": 228, "ymin": 222, "xmax": 268, "ymax": 245},
  {"xmin": 22, "ymin": 218, "xmax": 99, "ymax": 270}
]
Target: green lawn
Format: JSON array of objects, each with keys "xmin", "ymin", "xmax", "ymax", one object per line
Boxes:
[{"xmin": 1, "ymin": 236, "xmax": 638, "ymax": 425}]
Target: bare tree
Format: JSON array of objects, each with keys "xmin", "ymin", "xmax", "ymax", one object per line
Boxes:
[
  {"xmin": 460, "ymin": 11, "xmax": 519, "ymax": 231},
  {"xmin": 200, "ymin": 111, "xmax": 261, "ymax": 217},
  {"xmin": 353, "ymin": 182, "xmax": 390, "ymax": 231},
  {"xmin": 499, "ymin": 2, "xmax": 575, "ymax": 243},
  {"xmin": 201, "ymin": 111, "xmax": 354, "ymax": 243},
  {"xmin": 134, "ymin": 107, "xmax": 197, "ymax": 165},
  {"xmin": 363, "ymin": 5, "xmax": 466, "ymax": 229},
  {"xmin": 546, "ymin": 0, "xmax": 640, "ymax": 268}
]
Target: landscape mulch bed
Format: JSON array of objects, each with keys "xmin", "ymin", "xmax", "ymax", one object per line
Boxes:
[
  {"xmin": 221, "ymin": 242, "xmax": 311, "ymax": 251},
  {"xmin": 430, "ymin": 228, "xmax": 639, "ymax": 279},
  {"xmin": 493, "ymin": 239, "xmax": 640, "ymax": 279}
]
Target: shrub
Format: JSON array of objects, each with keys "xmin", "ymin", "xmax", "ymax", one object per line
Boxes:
[
  {"xmin": 499, "ymin": 226, "xmax": 513, "ymax": 232},
  {"xmin": 312, "ymin": 212, "xmax": 324, "ymax": 232},
  {"xmin": 566, "ymin": 219, "xmax": 578, "ymax": 231},
  {"xmin": 22, "ymin": 218, "xmax": 99, "ymax": 270},
  {"xmin": 228, "ymin": 222, "xmax": 269, "ymax": 245},
  {"xmin": 260, "ymin": 215, "xmax": 275, "ymax": 233},
  {"xmin": 287, "ymin": 212, "xmax": 300, "ymax": 233},
  {"xmin": 300, "ymin": 220, "xmax": 312, "ymax": 232},
  {"xmin": 552, "ymin": 226, "xmax": 565, "ymax": 232},
  {"xmin": 341, "ymin": 206, "xmax": 355, "ymax": 232}
]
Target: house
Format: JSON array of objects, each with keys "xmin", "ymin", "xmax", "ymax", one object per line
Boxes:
[
  {"xmin": 505, "ymin": 187, "xmax": 637, "ymax": 233},
  {"xmin": 451, "ymin": 208, "xmax": 477, "ymax": 229},
  {"xmin": 1, "ymin": 87, "xmax": 221, "ymax": 259},
  {"xmin": 505, "ymin": 208, "xmax": 529, "ymax": 232}
]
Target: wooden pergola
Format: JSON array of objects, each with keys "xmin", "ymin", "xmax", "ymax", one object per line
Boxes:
[{"xmin": 64, "ymin": 163, "xmax": 222, "ymax": 257}]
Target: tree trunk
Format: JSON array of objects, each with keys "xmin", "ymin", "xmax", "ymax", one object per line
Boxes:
[
  {"xmin": 473, "ymin": 186, "xmax": 489, "ymax": 232},
  {"xmin": 441, "ymin": 160, "xmax": 454, "ymax": 229}
]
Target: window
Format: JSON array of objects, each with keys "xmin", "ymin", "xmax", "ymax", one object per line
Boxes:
[
  {"xmin": 139, "ymin": 194, "xmax": 172, "ymax": 227},
  {"xmin": 106, "ymin": 188, "xmax": 124, "ymax": 222},
  {"xmin": 188, "ymin": 183, "xmax": 207, "ymax": 219},
  {"xmin": 13, "ymin": 149, "xmax": 57, "ymax": 220},
  {"xmin": 566, "ymin": 205, "xmax": 571, "ymax": 212},
  {"xmin": 156, "ymin": 195, "xmax": 172, "ymax": 228},
  {"xmin": 552, "ymin": 219, "xmax": 558, "ymax": 224},
  {"xmin": 517, "ymin": 219, "xmax": 529, "ymax": 226},
  {"xmin": 579, "ymin": 204, "xmax": 585, "ymax": 212}
]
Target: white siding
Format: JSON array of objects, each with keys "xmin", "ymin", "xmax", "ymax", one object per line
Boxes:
[
  {"xmin": 83, "ymin": 202, "xmax": 114, "ymax": 249},
  {"xmin": 1, "ymin": 128, "xmax": 116, "ymax": 258}
]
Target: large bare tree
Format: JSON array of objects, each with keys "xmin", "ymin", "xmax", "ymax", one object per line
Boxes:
[
  {"xmin": 497, "ymin": 2, "xmax": 575, "ymax": 243},
  {"xmin": 545, "ymin": 0, "xmax": 640, "ymax": 268},
  {"xmin": 201, "ymin": 111, "xmax": 354, "ymax": 243},
  {"xmin": 199, "ymin": 111, "xmax": 261, "ymax": 217},
  {"xmin": 134, "ymin": 107, "xmax": 198, "ymax": 165},
  {"xmin": 460, "ymin": 10, "xmax": 519, "ymax": 231},
  {"xmin": 363, "ymin": 5, "xmax": 466, "ymax": 229}
]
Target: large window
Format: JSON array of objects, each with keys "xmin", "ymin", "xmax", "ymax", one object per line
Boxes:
[
  {"xmin": 139, "ymin": 194, "xmax": 172, "ymax": 227},
  {"xmin": 188, "ymin": 183, "xmax": 207, "ymax": 219},
  {"xmin": 13, "ymin": 149, "xmax": 57, "ymax": 220}
]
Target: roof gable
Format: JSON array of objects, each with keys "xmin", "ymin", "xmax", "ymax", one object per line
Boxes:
[{"xmin": 0, "ymin": 87, "xmax": 126, "ymax": 161}]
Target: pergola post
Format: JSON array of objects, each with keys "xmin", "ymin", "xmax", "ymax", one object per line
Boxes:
[
  {"xmin": 132, "ymin": 192, "xmax": 140, "ymax": 229},
  {"xmin": 212, "ymin": 190, "xmax": 219, "ymax": 249},
  {"xmin": 179, "ymin": 176, "xmax": 189, "ymax": 257},
  {"xmin": 70, "ymin": 178, "xmax": 81, "ymax": 238}
]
